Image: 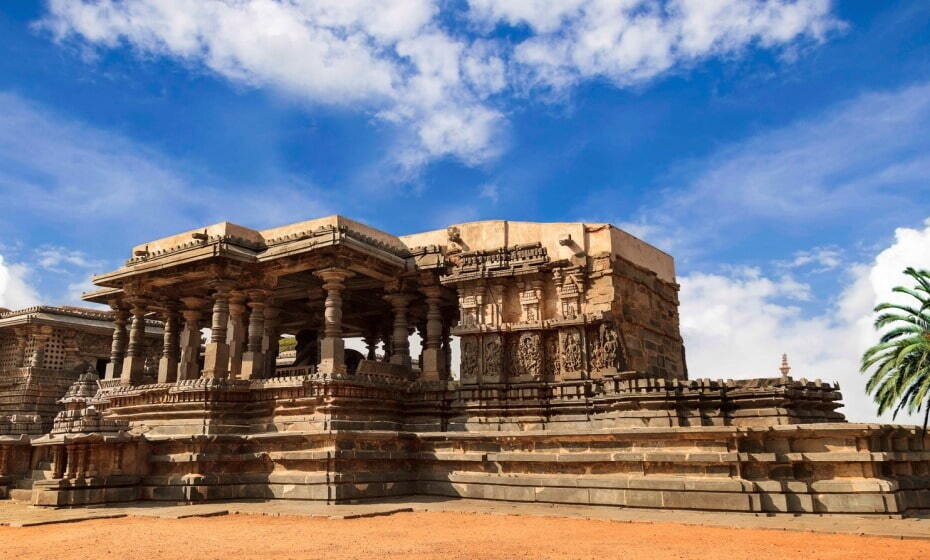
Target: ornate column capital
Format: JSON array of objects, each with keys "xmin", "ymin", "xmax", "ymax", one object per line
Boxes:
[{"xmin": 314, "ymin": 267, "xmax": 354, "ymax": 289}]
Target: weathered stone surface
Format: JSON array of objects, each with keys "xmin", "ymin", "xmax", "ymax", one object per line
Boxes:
[{"xmin": 0, "ymin": 217, "xmax": 926, "ymax": 516}]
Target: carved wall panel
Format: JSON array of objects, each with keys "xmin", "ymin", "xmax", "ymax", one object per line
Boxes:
[
  {"xmin": 517, "ymin": 332, "xmax": 542, "ymax": 381},
  {"xmin": 586, "ymin": 321, "xmax": 626, "ymax": 377},
  {"xmin": 559, "ymin": 327, "xmax": 584, "ymax": 379},
  {"xmin": 543, "ymin": 332, "xmax": 560, "ymax": 381},
  {"xmin": 482, "ymin": 333, "xmax": 503, "ymax": 383},
  {"xmin": 461, "ymin": 336, "xmax": 479, "ymax": 384},
  {"xmin": 506, "ymin": 334, "xmax": 522, "ymax": 378}
]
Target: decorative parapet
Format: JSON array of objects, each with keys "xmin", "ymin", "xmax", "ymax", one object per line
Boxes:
[
  {"xmin": 0, "ymin": 305, "xmax": 162, "ymax": 329},
  {"xmin": 442, "ymin": 243, "xmax": 549, "ymax": 283},
  {"xmin": 126, "ymin": 232, "xmax": 265, "ymax": 265}
]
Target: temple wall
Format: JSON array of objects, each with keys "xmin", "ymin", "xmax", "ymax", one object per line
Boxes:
[{"xmin": 17, "ymin": 423, "xmax": 930, "ymax": 514}]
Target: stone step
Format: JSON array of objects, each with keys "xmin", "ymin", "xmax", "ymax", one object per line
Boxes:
[{"xmin": 8, "ymin": 489, "xmax": 33, "ymax": 503}]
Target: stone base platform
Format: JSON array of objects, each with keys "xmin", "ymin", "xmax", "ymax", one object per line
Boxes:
[
  {"xmin": 17, "ymin": 423, "xmax": 930, "ymax": 516},
  {"xmin": 2, "ymin": 497, "xmax": 930, "ymax": 540}
]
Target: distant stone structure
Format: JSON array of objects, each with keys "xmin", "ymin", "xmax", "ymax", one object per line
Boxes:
[
  {"xmin": 0, "ymin": 217, "xmax": 927, "ymax": 515},
  {"xmin": 0, "ymin": 306, "xmax": 161, "ymax": 435}
]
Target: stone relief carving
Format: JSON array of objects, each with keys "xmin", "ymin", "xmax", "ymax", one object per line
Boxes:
[
  {"xmin": 461, "ymin": 337, "xmax": 479, "ymax": 381},
  {"xmin": 553, "ymin": 266, "xmax": 584, "ymax": 320},
  {"xmin": 506, "ymin": 334, "xmax": 521, "ymax": 377},
  {"xmin": 483, "ymin": 335, "xmax": 502, "ymax": 379},
  {"xmin": 544, "ymin": 332, "xmax": 560, "ymax": 381},
  {"xmin": 561, "ymin": 328, "xmax": 583, "ymax": 374},
  {"xmin": 601, "ymin": 322, "xmax": 623, "ymax": 371},
  {"xmin": 588, "ymin": 321, "xmax": 625, "ymax": 373},
  {"xmin": 517, "ymin": 332, "xmax": 541, "ymax": 380}
]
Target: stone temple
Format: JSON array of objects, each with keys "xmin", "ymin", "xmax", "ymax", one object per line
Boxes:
[{"xmin": 0, "ymin": 216, "xmax": 928, "ymax": 514}]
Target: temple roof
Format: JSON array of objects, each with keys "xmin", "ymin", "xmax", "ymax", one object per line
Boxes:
[
  {"xmin": 83, "ymin": 215, "xmax": 676, "ymax": 300},
  {"xmin": 0, "ymin": 305, "xmax": 161, "ymax": 332}
]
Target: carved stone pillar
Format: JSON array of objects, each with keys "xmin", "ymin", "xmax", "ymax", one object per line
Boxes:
[
  {"xmin": 202, "ymin": 285, "xmax": 232, "ymax": 379},
  {"xmin": 226, "ymin": 293, "xmax": 248, "ymax": 379},
  {"xmin": 120, "ymin": 300, "xmax": 148, "ymax": 386},
  {"xmin": 384, "ymin": 292, "xmax": 414, "ymax": 369},
  {"xmin": 380, "ymin": 321, "xmax": 393, "ymax": 361},
  {"xmin": 241, "ymin": 291, "xmax": 267, "ymax": 380},
  {"xmin": 104, "ymin": 304, "xmax": 129, "ymax": 380},
  {"xmin": 315, "ymin": 268, "xmax": 353, "ymax": 375},
  {"xmin": 177, "ymin": 297, "xmax": 205, "ymax": 381},
  {"xmin": 64, "ymin": 445, "xmax": 77, "ymax": 479},
  {"xmin": 420, "ymin": 286, "xmax": 445, "ymax": 381},
  {"xmin": 52, "ymin": 446, "xmax": 65, "ymax": 479},
  {"xmin": 76, "ymin": 444, "xmax": 89, "ymax": 479},
  {"xmin": 157, "ymin": 303, "xmax": 180, "ymax": 384},
  {"xmin": 363, "ymin": 328, "xmax": 379, "ymax": 361},
  {"xmin": 262, "ymin": 305, "xmax": 281, "ymax": 378},
  {"xmin": 441, "ymin": 313, "xmax": 453, "ymax": 380}
]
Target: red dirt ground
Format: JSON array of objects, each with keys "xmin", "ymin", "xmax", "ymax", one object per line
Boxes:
[{"xmin": 1, "ymin": 512, "xmax": 928, "ymax": 560}]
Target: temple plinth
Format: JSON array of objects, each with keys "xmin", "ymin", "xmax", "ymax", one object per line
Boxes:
[{"xmin": 0, "ymin": 216, "xmax": 926, "ymax": 516}]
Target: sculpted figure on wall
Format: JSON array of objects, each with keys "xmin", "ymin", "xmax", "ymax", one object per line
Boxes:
[
  {"xmin": 587, "ymin": 321, "xmax": 625, "ymax": 374},
  {"xmin": 544, "ymin": 333, "xmax": 560, "ymax": 381},
  {"xmin": 484, "ymin": 335, "xmax": 502, "ymax": 379},
  {"xmin": 461, "ymin": 337, "xmax": 479, "ymax": 382},
  {"xmin": 601, "ymin": 322, "xmax": 623, "ymax": 371},
  {"xmin": 561, "ymin": 329, "xmax": 583, "ymax": 375},
  {"xmin": 518, "ymin": 332, "xmax": 541, "ymax": 380}
]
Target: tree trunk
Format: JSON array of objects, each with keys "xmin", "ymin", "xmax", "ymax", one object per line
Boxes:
[{"xmin": 923, "ymin": 404, "xmax": 930, "ymax": 449}]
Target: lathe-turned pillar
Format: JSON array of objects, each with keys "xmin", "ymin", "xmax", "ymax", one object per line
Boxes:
[
  {"xmin": 314, "ymin": 268, "xmax": 353, "ymax": 375},
  {"xmin": 177, "ymin": 297, "xmax": 205, "ymax": 381},
  {"xmin": 104, "ymin": 303, "xmax": 129, "ymax": 380},
  {"xmin": 157, "ymin": 303, "xmax": 180, "ymax": 383},
  {"xmin": 120, "ymin": 300, "xmax": 148, "ymax": 385},
  {"xmin": 262, "ymin": 305, "xmax": 282, "ymax": 378},
  {"xmin": 226, "ymin": 293, "xmax": 248, "ymax": 379},
  {"xmin": 419, "ymin": 286, "xmax": 446, "ymax": 381},
  {"xmin": 202, "ymin": 283, "xmax": 232, "ymax": 379},
  {"xmin": 384, "ymin": 292, "xmax": 415, "ymax": 369},
  {"xmin": 240, "ymin": 291, "xmax": 267, "ymax": 380}
]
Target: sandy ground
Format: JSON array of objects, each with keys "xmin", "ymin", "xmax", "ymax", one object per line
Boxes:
[{"xmin": 1, "ymin": 512, "xmax": 928, "ymax": 560}]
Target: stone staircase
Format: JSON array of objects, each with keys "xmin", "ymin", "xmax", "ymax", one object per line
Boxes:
[{"xmin": 5, "ymin": 461, "xmax": 55, "ymax": 503}]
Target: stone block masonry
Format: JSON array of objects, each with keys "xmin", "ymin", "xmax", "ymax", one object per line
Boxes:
[{"xmin": 0, "ymin": 217, "xmax": 927, "ymax": 515}]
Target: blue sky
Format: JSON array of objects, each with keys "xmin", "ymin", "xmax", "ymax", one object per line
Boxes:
[{"xmin": 1, "ymin": 1, "xmax": 929, "ymax": 421}]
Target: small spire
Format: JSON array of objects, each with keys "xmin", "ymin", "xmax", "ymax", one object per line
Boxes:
[{"xmin": 779, "ymin": 353, "xmax": 791, "ymax": 378}]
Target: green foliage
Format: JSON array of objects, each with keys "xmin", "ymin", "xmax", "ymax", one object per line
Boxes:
[
  {"xmin": 279, "ymin": 337, "xmax": 297, "ymax": 352},
  {"xmin": 860, "ymin": 267, "xmax": 930, "ymax": 433}
]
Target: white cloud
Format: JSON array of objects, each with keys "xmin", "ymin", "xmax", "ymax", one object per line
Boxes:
[
  {"xmin": 0, "ymin": 255, "xmax": 41, "ymax": 311},
  {"xmin": 35, "ymin": 246, "xmax": 104, "ymax": 272},
  {"xmin": 478, "ymin": 182, "xmax": 499, "ymax": 203},
  {"xmin": 680, "ymin": 218, "xmax": 930, "ymax": 424},
  {"xmin": 0, "ymin": 92, "xmax": 331, "ymax": 305},
  {"xmin": 38, "ymin": 0, "xmax": 840, "ymax": 169},
  {"xmin": 778, "ymin": 246, "xmax": 842, "ymax": 272},
  {"xmin": 613, "ymin": 82, "xmax": 930, "ymax": 257},
  {"xmin": 0, "ymin": 92, "xmax": 330, "ymax": 238},
  {"xmin": 473, "ymin": 0, "xmax": 839, "ymax": 90}
]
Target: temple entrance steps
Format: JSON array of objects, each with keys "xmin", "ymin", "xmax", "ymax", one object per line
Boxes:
[
  {"xmin": 2, "ymin": 466, "xmax": 54, "ymax": 503},
  {"xmin": 8, "ymin": 488, "xmax": 33, "ymax": 503}
]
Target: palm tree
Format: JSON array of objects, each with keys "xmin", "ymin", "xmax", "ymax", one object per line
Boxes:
[{"xmin": 860, "ymin": 267, "xmax": 930, "ymax": 436}]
